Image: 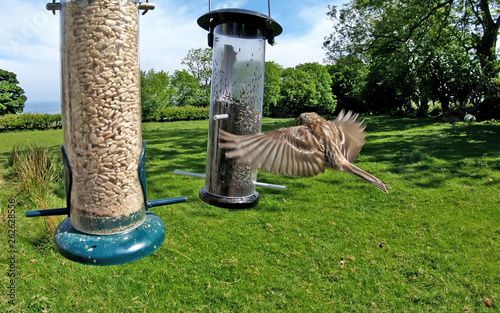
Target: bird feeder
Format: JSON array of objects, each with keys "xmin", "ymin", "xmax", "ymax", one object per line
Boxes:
[
  {"xmin": 25, "ymin": 0, "xmax": 186, "ymax": 266},
  {"xmin": 197, "ymin": 2, "xmax": 282, "ymax": 208}
]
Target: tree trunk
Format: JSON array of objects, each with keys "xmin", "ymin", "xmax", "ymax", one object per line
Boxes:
[{"xmin": 477, "ymin": 0, "xmax": 500, "ymax": 78}]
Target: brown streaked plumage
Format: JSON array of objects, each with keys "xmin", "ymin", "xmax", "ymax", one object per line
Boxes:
[{"xmin": 219, "ymin": 110, "xmax": 388, "ymax": 193}]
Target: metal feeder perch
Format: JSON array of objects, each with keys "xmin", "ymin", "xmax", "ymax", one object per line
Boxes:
[
  {"xmin": 197, "ymin": 1, "xmax": 282, "ymax": 209},
  {"xmin": 25, "ymin": 0, "xmax": 186, "ymax": 266}
]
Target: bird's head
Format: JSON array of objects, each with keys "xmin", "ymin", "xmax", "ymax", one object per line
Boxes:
[{"xmin": 296, "ymin": 112, "xmax": 320, "ymax": 126}]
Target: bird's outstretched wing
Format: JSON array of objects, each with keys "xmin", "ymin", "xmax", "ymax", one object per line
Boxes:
[
  {"xmin": 331, "ymin": 110, "xmax": 366, "ymax": 163},
  {"xmin": 219, "ymin": 126, "xmax": 325, "ymax": 177}
]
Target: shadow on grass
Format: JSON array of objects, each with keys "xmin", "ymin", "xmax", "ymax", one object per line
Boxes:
[
  {"xmin": 144, "ymin": 127, "xmax": 208, "ymax": 172},
  {"xmin": 3, "ymin": 116, "xmax": 498, "ymax": 205},
  {"xmin": 361, "ymin": 115, "xmax": 500, "ymax": 188},
  {"xmin": 142, "ymin": 127, "xmax": 207, "ymax": 200},
  {"xmin": 141, "ymin": 119, "xmax": 299, "ymax": 204},
  {"xmin": 141, "ymin": 116, "xmax": 500, "ymax": 196}
]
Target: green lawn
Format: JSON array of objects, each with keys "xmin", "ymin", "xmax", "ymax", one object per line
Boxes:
[{"xmin": 1, "ymin": 116, "xmax": 499, "ymax": 312}]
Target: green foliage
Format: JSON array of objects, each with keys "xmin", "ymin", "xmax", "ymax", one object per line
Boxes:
[
  {"xmin": 1, "ymin": 117, "xmax": 499, "ymax": 312},
  {"xmin": 275, "ymin": 68, "xmax": 319, "ymax": 117},
  {"xmin": 0, "ymin": 107, "xmax": 207, "ymax": 131},
  {"xmin": 267, "ymin": 63, "xmax": 336, "ymax": 118},
  {"xmin": 0, "ymin": 113, "xmax": 61, "ymax": 131},
  {"xmin": 327, "ymin": 55, "xmax": 367, "ymax": 113},
  {"xmin": 181, "ymin": 47, "xmax": 213, "ymax": 88},
  {"xmin": 141, "ymin": 51, "xmax": 338, "ymax": 120},
  {"xmin": 171, "ymin": 70, "xmax": 209, "ymax": 107},
  {"xmin": 140, "ymin": 68, "xmax": 210, "ymax": 122},
  {"xmin": 263, "ymin": 61, "xmax": 283, "ymax": 117},
  {"xmin": 140, "ymin": 69, "xmax": 173, "ymax": 122},
  {"xmin": 0, "ymin": 69, "xmax": 27, "ymax": 115},
  {"xmin": 324, "ymin": 1, "xmax": 500, "ymax": 119},
  {"xmin": 140, "ymin": 48, "xmax": 212, "ymax": 119},
  {"xmin": 296, "ymin": 63, "xmax": 336, "ymax": 114},
  {"xmin": 156, "ymin": 105, "xmax": 209, "ymax": 122}
]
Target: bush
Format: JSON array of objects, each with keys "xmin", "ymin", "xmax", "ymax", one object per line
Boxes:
[
  {"xmin": 157, "ymin": 106, "xmax": 210, "ymax": 122},
  {"xmin": 0, "ymin": 113, "xmax": 62, "ymax": 131},
  {"xmin": 0, "ymin": 106, "xmax": 208, "ymax": 131}
]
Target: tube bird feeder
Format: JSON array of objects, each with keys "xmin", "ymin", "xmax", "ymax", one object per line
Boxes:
[
  {"xmin": 197, "ymin": 3, "xmax": 282, "ymax": 209},
  {"xmin": 25, "ymin": 0, "xmax": 186, "ymax": 266}
]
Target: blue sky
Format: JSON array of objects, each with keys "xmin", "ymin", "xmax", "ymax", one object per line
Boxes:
[{"xmin": 0, "ymin": 0, "xmax": 343, "ymax": 113}]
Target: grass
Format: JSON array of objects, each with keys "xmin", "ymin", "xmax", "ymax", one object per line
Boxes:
[{"xmin": 1, "ymin": 116, "xmax": 499, "ymax": 312}]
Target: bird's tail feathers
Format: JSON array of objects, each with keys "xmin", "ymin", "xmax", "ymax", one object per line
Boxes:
[{"xmin": 341, "ymin": 163, "xmax": 388, "ymax": 193}]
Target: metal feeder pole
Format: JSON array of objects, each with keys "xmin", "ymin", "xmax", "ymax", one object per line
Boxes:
[{"xmin": 197, "ymin": 2, "xmax": 282, "ymax": 209}]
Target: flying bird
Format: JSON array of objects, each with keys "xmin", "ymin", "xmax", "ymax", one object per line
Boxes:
[{"xmin": 219, "ymin": 110, "xmax": 388, "ymax": 193}]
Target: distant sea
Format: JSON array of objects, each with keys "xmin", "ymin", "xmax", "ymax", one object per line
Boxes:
[{"xmin": 23, "ymin": 100, "xmax": 61, "ymax": 115}]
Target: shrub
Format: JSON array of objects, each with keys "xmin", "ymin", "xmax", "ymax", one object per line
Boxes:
[
  {"xmin": 157, "ymin": 106, "xmax": 210, "ymax": 122},
  {"xmin": 0, "ymin": 114, "xmax": 19, "ymax": 130},
  {"xmin": 0, "ymin": 113, "xmax": 62, "ymax": 131},
  {"xmin": 0, "ymin": 106, "xmax": 209, "ymax": 131}
]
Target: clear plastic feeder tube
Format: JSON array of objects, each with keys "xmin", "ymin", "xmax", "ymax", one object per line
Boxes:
[
  {"xmin": 203, "ymin": 22, "xmax": 266, "ymax": 200},
  {"xmin": 61, "ymin": 0, "xmax": 144, "ymax": 234}
]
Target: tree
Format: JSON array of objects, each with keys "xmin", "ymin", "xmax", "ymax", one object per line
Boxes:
[
  {"xmin": 263, "ymin": 61, "xmax": 283, "ymax": 117},
  {"xmin": 296, "ymin": 63, "xmax": 336, "ymax": 114},
  {"xmin": 181, "ymin": 48, "xmax": 213, "ymax": 88},
  {"xmin": 170, "ymin": 70, "xmax": 209, "ymax": 107},
  {"xmin": 467, "ymin": 0, "xmax": 500, "ymax": 79},
  {"xmin": 275, "ymin": 68, "xmax": 318, "ymax": 117},
  {"xmin": 0, "ymin": 69, "xmax": 27, "ymax": 115},
  {"xmin": 327, "ymin": 55, "xmax": 367, "ymax": 113},
  {"xmin": 324, "ymin": 0, "xmax": 500, "ymax": 119},
  {"xmin": 140, "ymin": 69, "xmax": 173, "ymax": 121}
]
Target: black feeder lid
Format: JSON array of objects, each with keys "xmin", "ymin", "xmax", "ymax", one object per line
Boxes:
[{"xmin": 197, "ymin": 8, "xmax": 283, "ymax": 46}]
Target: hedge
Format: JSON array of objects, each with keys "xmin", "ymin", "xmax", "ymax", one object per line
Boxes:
[
  {"xmin": 157, "ymin": 105, "xmax": 210, "ymax": 122},
  {"xmin": 0, "ymin": 106, "xmax": 210, "ymax": 132},
  {"xmin": 0, "ymin": 113, "xmax": 62, "ymax": 131}
]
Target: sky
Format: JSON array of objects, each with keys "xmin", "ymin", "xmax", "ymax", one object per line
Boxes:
[{"xmin": 0, "ymin": 0, "xmax": 343, "ymax": 114}]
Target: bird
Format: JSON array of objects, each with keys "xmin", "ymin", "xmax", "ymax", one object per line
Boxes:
[{"xmin": 219, "ymin": 110, "xmax": 388, "ymax": 193}]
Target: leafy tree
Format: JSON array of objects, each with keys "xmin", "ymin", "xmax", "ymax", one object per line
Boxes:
[
  {"xmin": 140, "ymin": 69, "xmax": 173, "ymax": 121},
  {"xmin": 465, "ymin": 0, "xmax": 500, "ymax": 80},
  {"xmin": 296, "ymin": 63, "xmax": 336, "ymax": 114},
  {"xmin": 263, "ymin": 61, "xmax": 283, "ymax": 117},
  {"xmin": 275, "ymin": 68, "xmax": 318, "ymax": 117},
  {"xmin": 181, "ymin": 48, "xmax": 213, "ymax": 88},
  {"xmin": 0, "ymin": 69, "xmax": 27, "ymax": 115},
  {"xmin": 171, "ymin": 70, "xmax": 209, "ymax": 107},
  {"xmin": 327, "ymin": 55, "xmax": 367, "ymax": 113},
  {"xmin": 324, "ymin": 0, "xmax": 500, "ymax": 119}
]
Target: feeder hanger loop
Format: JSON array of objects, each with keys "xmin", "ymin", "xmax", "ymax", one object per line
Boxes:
[
  {"xmin": 46, "ymin": 1, "xmax": 155, "ymax": 15},
  {"xmin": 137, "ymin": 0, "xmax": 155, "ymax": 15},
  {"xmin": 46, "ymin": 0, "xmax": 61, "ymax": 15}
]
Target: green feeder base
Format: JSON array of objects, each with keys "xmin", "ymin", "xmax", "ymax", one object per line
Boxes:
[{"xmin": 54, "ymin": 212, "xmax": 164, "ymax": 266}]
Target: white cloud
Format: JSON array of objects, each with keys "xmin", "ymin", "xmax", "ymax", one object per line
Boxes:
[
  {"xmin": 213, "ymin": 1, "xmax": 248, "ymax": 10},
  {"xmin": 138, "ymin": 2, "xmax": 209, "ymax": 73},
  {"xmin": 266, "ymin": 4, "xmax": 332, "ymax": 68},
  {"xmin": 0, "ymin": 0, "xmax": 335, "ymax": 108},
  {"xmin": 0, "ymin": 1, "xmax": 60, "ymax": 102}
]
